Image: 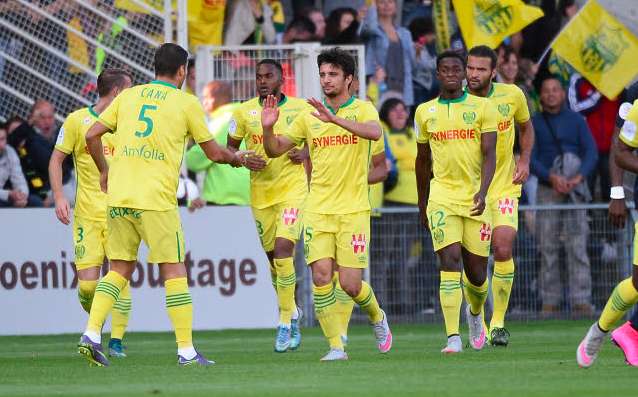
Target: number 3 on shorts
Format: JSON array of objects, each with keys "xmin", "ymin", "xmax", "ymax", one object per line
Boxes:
[{"xmin": 135, "ymin": 104, "xmax": 157, "ymax": 138}]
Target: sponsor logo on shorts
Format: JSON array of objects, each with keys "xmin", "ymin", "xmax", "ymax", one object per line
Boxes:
[
  {"xmin": 498, "ymin": 198, "xmax": 515, "ymax": 215},
  {"xmin": 433, "ymin": 228, "xmax": 445, "ymax": 244},
  {"xmin": 351, "ymin": 233, "xmax": 367, "ymax": 254},
  {"xmin": 480, "ymin": 224, "xmax": 492, "ymax": 241},
  {"xmin": 109, "ymin": 207, "xmax": 144, "ymax": 219},
  {"xmin": 75, "ymin": 244, "xmax": 86, "ymax": 259},
  {"xmin": 282, "ymin": 208, "xmax": 299, "ymax": 226}
]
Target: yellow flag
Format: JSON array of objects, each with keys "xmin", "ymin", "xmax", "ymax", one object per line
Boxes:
[
  {"xmin": 551, "ymin": 0, "xmax": 638, "ymax": 99},
  {"xmin": 188, "ymin": 0, "xmax": 226, "ymax": 48},
  {"xmin": 67, "ymin": 17, "xmax": 89, "ymax": 74},
  {"xmin": 452, "ymin": 0, "xmax": 543, "ymax": 49}
]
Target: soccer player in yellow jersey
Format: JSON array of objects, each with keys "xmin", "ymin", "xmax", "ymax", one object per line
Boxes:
[
  {"xmin": 261, "ymin": 48, "xmax": 392, "ymax": 361},
  {"xmin": 465, "ymin": 46, "xmax": 534, "ymax": 346},
  {"xmin": 415, "ymin": 50, "xmax": 497, "ymax": 354},
  {"xmin": 577, "ymin": 100, "xmax": 638, "ymax": 368},
  {"xmin": 227, "ymin": 59, "xmax": 309, "ymax": 353},
  {"xmin": 49, "ymin": 69, "xmax": 134, "ymax": 358},
  {"xmin": 77, "ymin": 43, "xmax": 249, "ymax": 367}
]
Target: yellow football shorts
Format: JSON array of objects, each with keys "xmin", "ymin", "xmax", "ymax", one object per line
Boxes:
[
  {"xmin": 106, "ymin": 207, "xmax": 185, "ymax": 264},
  {"xmin": 303, "ymin": 210, "xmax": 370, "ymax": 269},
  {"xmin": 252, "ymin": 201, "xmax": 303, "ymax": 252},
  {"xmin": 427, "ymin": 200, "xmax": 492, "ymax": 257},
  {"xmin": 73, "ymin": 216, "xmax": 107, "ymax": 270},
  {"xmin": 489, "ymin": 197, "xmax": 519, "ymax": 231}
]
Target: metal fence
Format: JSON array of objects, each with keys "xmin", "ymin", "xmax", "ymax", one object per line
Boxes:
[
  {"xmin": 297, "ymin": 203, "xmax": 637, "ymax": 326},
  {"xmin": 0, "ymin": 0, "xmax": 175, "ymax": 122}
]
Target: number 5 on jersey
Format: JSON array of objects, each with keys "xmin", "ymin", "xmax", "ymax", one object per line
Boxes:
[{"xmin": 136, "ymin": 104, "xmax": 157, "ymax": 138}]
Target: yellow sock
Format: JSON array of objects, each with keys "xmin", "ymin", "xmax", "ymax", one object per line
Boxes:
[
  {"xmin": 440, "ymin": 271, "xmax": 462, "ymax": 336},
  {"xmin": 269, "ymin": 261, "xmax": 277, "ymax": 290},
  {"xmin": 598, "ymin": 278, "xmax": 638, "ymax": 331},
  {"xmin": 111, "ymin": 282, "xmax": 132, "ymax": 340},
  {"xmin": 353, "ymin": 281, "xmax": 383, "ymax": 323},
  {"xmin": 87, "ymin": 271, "xmax": 127, "ymax": 333},
  {"xmin": 165, "ymin": 277, "xmax": 193, "ymax": 349},
  {"xmin": 274, "ymin": 257, "xmax": 296, "ymax": 326},
  {"xmin": 334, "ymin": 274, "xmax": 355, "ymax": 338},
  {"xmin": 313, "ymin": 283, "xmax": 343, "ymax": 350},
  {"xmin": 463, "ymin": 272, "xmax": 488, "ymax": 316},
  {"xmin": 77, "ymin": 279, "xmax": 98, "ymax": 314},
  {"xmin": 491, "ymin": 259, "xmax": 515, "ymax": 329}
]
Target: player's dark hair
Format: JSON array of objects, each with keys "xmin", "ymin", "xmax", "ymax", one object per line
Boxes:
[
  {"xmin": 317, "ymin": 47, "xmax": 356, "ymax": 78},
  {"xmin": 187, "ymin": 57, "xmax": 195, "ymax": 70},
  {"xmin": 436, "ymin": 50, "xmax": 466, "ymax": 70},
  {"xmin": 97, "ymin": 68, "xmax": 132, "ymax": 97},
  {"xmin": 154, "ymin": 43, "xmax": 189, "ymax": 76},
  {"xmin": 468, "ymin": 45, "xmax": 497, "ymax": 70},
  {"xmin": 256, "ymin": 59, "xmax": 283, "ymax": 79}
]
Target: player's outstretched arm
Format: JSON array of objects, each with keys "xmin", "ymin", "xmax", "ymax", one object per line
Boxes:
[
  {"xmin": 415, "ymin": 142, "xmax": 432, "ymax": 228},
  {"xmin": 86, "ymin": 121, "xmax": 111, "ymax": 193},
  {"xmin": 261, "ymin": 94, "xmax": 296, "ymax": 158},
  {"xmin": 199, "ymin": 139, "xmax": 249, "ymax": 167},
  {"xmin": 472, "ymin": 131, "xmax": 497, "ymax": 216},
  {"xmin": 227, "ymin": 136, "xmax": 267, "ymax": 171},
  {"xmin": 513, "ymin": 119, "xmax": 534, "ymax": 184},
  {"xmin": 368, "ymin": 152, "xmax": 388, "ymax": 184},
  {"xmin": 48, "ymin": 149, "xmax": 70, "ymax": 225},
  {"xmin": 307, "ymin": 98, "xmax": 382, "ymax": 141}
]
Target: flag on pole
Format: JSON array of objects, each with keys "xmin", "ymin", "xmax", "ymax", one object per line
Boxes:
[
  {"xmin": 452, "ymin": 0, "xmax": 543, "ymax": 49},
  {"xmin": 551, "ymin": 0, "xmax": 638, "ymax": 99}
]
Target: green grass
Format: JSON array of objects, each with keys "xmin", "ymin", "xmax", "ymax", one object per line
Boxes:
[{"xmin": 0, "ymin": 321, "xmax": 634, "ymax": 397}]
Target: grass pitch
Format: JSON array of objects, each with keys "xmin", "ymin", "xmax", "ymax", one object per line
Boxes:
[{"xmin": 0, "ymin": 321, "xmax": 634, "ymax": 397}]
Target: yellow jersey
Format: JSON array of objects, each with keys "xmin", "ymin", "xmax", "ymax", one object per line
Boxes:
[
  {"xmin": 368, "ymin": 135, "xmax": 386, "ymax": 211},
  {"xmin": 286, "ymin": 97, "xmax": 381, "ymax": 214},
  {"xmin": 619, "ymin": 99, "xmax": 638, "ymax": 149},
  {"xmin": 484, "ymin": 83, "xmax": 531, "ymax": 201},
  {"xmin": 97, "ymin": 80, "xmax": 213, "ymax": 211},
  {"xmin": 55, "ymin": 106, "xmax": 115, "ymax": 221},
  {"xmin": 415, "ymin": 91, "xmax": 497, "ymax": 207},
  {"xmin": 228, "ymin": 95, "xmax": 308, "ymax": 209}
]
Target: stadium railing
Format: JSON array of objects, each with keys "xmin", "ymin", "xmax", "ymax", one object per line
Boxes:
[
  {"xmin": 296, "ymin": 203, "xmax": 637, "ymax": 326},
  {"xmin": 0, "ymin": 0, "xmax": 174, "ymax": 122}
]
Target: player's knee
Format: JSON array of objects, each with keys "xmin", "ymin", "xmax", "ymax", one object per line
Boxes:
[
  {"xmin": 312, "ymin": 270, "xmax": 332, "ymax": 286},
  {"xmin": 493, "ymin": 244, "xmax": 512, "ymax": 261},
  {"xmin": 341, "ymin": 281, "xmax": 361, "ymax": 297},
  {"xmin": 273, "ymin": 238, "xmax": 295, "ymax": 259}
]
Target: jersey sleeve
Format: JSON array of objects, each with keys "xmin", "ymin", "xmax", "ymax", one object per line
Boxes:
[
  {"xmin": 371, "ymin": 132, "xmax": 385, "ymax": 155},
  {"xmin": 284, "ymin": 111, "xmax": 308, "ymax": 145},
  {"xmin": 185, "ymin": 97, "xmax": 214, "ymax": 143},
  {"xmin": 98, "ymin": 93, "xmax": 121, "ymax": 131},
  {"xmin": 228, "ymin": 106, "xmax": 245, "ymax": 140},
  {"xmin": 414, "ymin": 105, "xmax": 430, "ymax": 144},
  {"xmin": 480, "ymin": 99, "xmax": 498, "ymax": 133},
  {"xmin": 360, "ymin": 101, "xmax": 381, "ymax": 123},
  {"xmin": 54, "ymin": 115, "xmax": 77, "ymax": 154},
  {"xmin": 619, "ymin": 101, "xmax": 638, "ymax": 148},
  {"xmin": 513, "ymin": 86, "xmax": 531, "ymax": 124}
]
